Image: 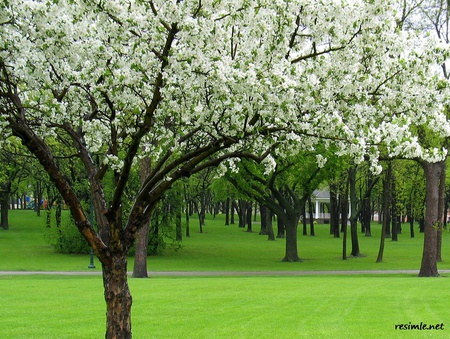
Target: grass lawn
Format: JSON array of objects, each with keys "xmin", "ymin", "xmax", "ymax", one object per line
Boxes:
[
  {"xmin": 0, "ymin": 274, "xmax": 449, "ymax": 338},
  {"xmin": 1, "ymin": 210, "xmax": 450, "ymax": 338}
]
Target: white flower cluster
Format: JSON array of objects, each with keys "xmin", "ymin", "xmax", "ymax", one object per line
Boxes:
[{"xmin": 0, "ymin": 0, "xmax": 449, "ymax": 177}]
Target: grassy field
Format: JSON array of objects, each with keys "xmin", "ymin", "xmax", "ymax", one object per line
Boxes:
[
  {"xmin": 2, "ymin": 209, "xmax": 450, "ymax": 272},
  {"xmin": 1, "ymin": 210, "xmax": 450, "ymax": 338}
]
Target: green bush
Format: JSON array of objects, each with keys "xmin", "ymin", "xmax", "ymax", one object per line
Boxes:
[{"xmin": 43, "ymin": 209, "xmax": 91, "ymax": 254}]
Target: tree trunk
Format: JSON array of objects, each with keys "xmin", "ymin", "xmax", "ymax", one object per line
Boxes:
[
  {"xmin": 409, "ymin": 215, "xmax": 415, "ymax": 238},
  {"xmin": 391, "ymin": 173, "xmax": 398, "ymax": 242},
  {"xmin": 281, "ymin": 217, "xmax": 300, "ymax": 262},
  {"xmin": 0, "ymin": 181, "xmax": 10, "ymax": 230},
  {"xmin": 376, "ymin": 162, "xmax": 391, "ymax": 263},
  {"xmin": 308, "ymin": 195, "xmax": 315, "ymax": 236},
  {"xmin": 436, "ymin": 162, "xmax": 445, "ymax": 262},
  {"xmin": 185, "ymin": 206, "xmax": 190, "ymax": 237},
  {"xmin": 103, "ymin": 254, "xmax": 133, "ymax": 339},
  {"xmin": 132, "ymin": 222, "xmax": 150, "ymax": 278},
  {"xmin": 246, "ymin": 202, "xmax": 252, "ymax": 232},
  {"xmin": 341, "ymin": 175, "xmax": 349, "ymax": 260},
  {"xmin": 176, "ymin": 209, "xmax": 182, "ymax": 242},
  {"xmin": 418, "ymin": 161, "xmax": 444, "ymax": 277},
  {"xmin": 259, "ymin": 204, "xmax": 268, "ymax": 235},
  {"xmin": 133, "ymin": 157, "xmax": 151, "ymax": 278},
  {"xmin": 349, "ymin": 166, "xmax": 360, "ymax": 257},
  {"xmin": 224, "ymin": 197, "xmax": 230, "ymax": 226},
  {"xmin": 266, "ymin": 208, "xmax": 275, "ymax": 241},
  {"xmin": 276, "ymin": 216, "xmax": 285, "ymax": 238},
  {"xmin": 329, "ymin": 183, "xmax": 340, "ymax": 238},
  {"xmin": 302, "ymin": 203, "xmax": 307, "ymax": 235}
]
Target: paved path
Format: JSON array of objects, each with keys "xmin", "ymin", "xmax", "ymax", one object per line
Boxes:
[{"xmin": 1, "ymin": 269, "xmax": 449, "ymax": 276}]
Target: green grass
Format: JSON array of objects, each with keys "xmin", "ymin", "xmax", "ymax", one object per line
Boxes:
[
  {"xmin": 0, "ymin": 274, "xmax": 449, "ymax": 338},
  {"xmin": 1, "ymin": 210, "xmax": 450, "ymax": 338},
  {"xmin": 2, "ymin": 209, "xmax": 450, "ymax": 272}
]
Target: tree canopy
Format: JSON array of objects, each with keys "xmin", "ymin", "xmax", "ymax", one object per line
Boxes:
[{"xmin": 1, "ymin": 0, "xmax": 450, "ymax": 337}]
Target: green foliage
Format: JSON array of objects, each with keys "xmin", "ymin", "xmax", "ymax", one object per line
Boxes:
[{"xmin": 43, "ymin": 209, "xmax": 90, "ymax": 254}]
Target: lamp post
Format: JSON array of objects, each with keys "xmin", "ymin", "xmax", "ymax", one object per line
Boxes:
[{"xmin": 88, "ymin": 198, "xmax": 96, "ymax": 269}]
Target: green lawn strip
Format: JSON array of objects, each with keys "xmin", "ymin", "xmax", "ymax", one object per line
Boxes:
[
  {"xmin": 2, "ymin": 210, "xmax": 450, "ymax": 273},
  {"xmin": 0, "ymin": 274, "xmax": 448, "ymax": 338}
]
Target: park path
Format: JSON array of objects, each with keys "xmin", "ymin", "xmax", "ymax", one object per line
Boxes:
[{"xmin": 1, "ymin": 269, "xmax": 450, "ymax": 276}]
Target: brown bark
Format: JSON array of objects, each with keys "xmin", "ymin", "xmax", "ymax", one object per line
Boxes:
[
  {"xmin": 376, "ymin": 162, "xmax": 391, "ymax": 263},
  {"xmin": 349, "ymin": 166, "xmax": 360, "ymax": 257},
  {"xmin": 419, "ymin": 161, "xmax": 445, "ymax": 277},
  {"xmin": 436, "ymin": 162, "xmax": 446, "ymax": 262},
  {"xmin": 282, "ymin": 217, "xmax": 301, "ymax": 262},
  {"xmin": 132, "ymin": 157, "xmax": 151, "ymax": 278},
  {"xmin": 103, "ymin": 254, "xmax": 133, "ymax": 339}
]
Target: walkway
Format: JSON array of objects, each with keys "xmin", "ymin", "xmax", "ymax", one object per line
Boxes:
[{"xmin": 1, "ymin": 269, "xmax": 449, "ymax": 276}]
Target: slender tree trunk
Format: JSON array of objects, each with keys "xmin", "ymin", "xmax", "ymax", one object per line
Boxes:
[
  {"xmin": 436, "ymin": 162, "xmax": 445, "ymax": 262},
  {"xmin": 103, "ymin": 254, "xmax": 133, "ymax": 339},
  {"xmin": 308, "ymin": 195, "xmax": 315, "ymax": 236},
  {"xmin": 176, "ymin": 209, "xmax": 182, "ymax": 242},
  {"xmin": 349, "ymin": 166, "xmax": 360, "ymax": 257},
  {"xmin": 259, "ymin": 204, "xmax": 268, "ymax": 235},
  {"xmin": 185, "ymin": 206, "xmax": 190, "ymax": 237},
  {"xmin": 341, "ymin": 176, "xmax": 349, "ymax": 260},
  {"xmin": 376, "ymin": 162, "xmax": 391, "ymax": 263},
  {"xmin": 409, "ymin": 215, "xmax": 415, "ymax": 238},
  {"xmin": 281, "ymin": 217, "xmax": 300, "ymax": 262},
  {"xmin": 132, "ymin": 222, "xmax": 150, "ymax": 278},
  {"xmin": 266, "ymin": 208, "xmax": 275, "ymax": 241},
  {"xmin": 302, "ymin": 203, "xmax": 307, "ymax": 235},
  {"xmin": 391, "ymin": 173, "xmax": 398, "ymax": 242},
  {"xmin": 363, "ymin": 177, "xmax": 372, "ymax": 237},
  {"xmin": 246, "ymin": 202, "xmax": 252, "ymax": 232},
  {"xmin": 133, "ymin": 157, "xmax": 151, "ymax": 278},
  {"xmin": 419, "ymin": 161, "xmax": 444, "ymax": 277},
  {"xmin": 224, "ymin": 197, "xmax": 230, "ymax": 226},
  {"xmin": 230, "ymin": 199, "xmax": 235, "ymax": 224},
  {"xmin": 276, "ymin": 216, "xmax": 285, "ymax": 238},
  {"xmin": 0, "ymin": 181, "xmax": 10, "ymax": 230}
]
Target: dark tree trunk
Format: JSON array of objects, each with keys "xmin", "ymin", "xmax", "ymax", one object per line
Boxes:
[
  {"xmin": 341, "ymin": 175, "xmax": 349, "ymax": 260},
  {"xmin": 237, "ymin": 200, "xmax": 246, "ymax": 228},
  {"xmin": 419, "ymin": 161, "xmax": 445, "ymax": 277},
  {"xmin": 409, "ymin": 215, "xmax": 415, "ymax": 238},
  {"xmin": 436, "ymin": 163, "xmax": 445, "ymax": 262},
  {"xmin": 224, "ymin": 197, "xmax": 230, "ymax": 226},
  {"xmin": 302, "ymin": 203, "xmax": 307, "ymax": 235},
  {"xmin": 259, "ymin": 204, "xmax": 268, "ymax": 235},
  {"xmin": 276, "ymin": 216, "xmax": 285, "ymax": 238},
  {"xmin": 185, "ymin": 206, "xmax": 190, "ymax": 237},
  {"xmin": 230, "ymin": 199, "xmax": 235, "ymax": 224},
  {"xmin": 376, "ymin": 162, "xmax": 392, "ymax": 263},
  {"xmin": 103, "ymin": 254, "xmax": 133, "ymax": 339},
  {"xmin": 132, "ymin": 222, "xmax": 150, "ymax": 278},
  {"xmin": 176, "ymin": 209, "xmax": 182, "ymax": 242},
  {"xmin": 349, "ymin": 166, "xmax": 360, "ymax": 257},
  {"xmin": 133, "ymin": 157, "xmax": 151, "ymax": 278},
  {"xmin": 265, "ymin": 208, "xmax": 275, "ymax": 241},
  {"xmin": 419, "ymin": 218, "xmax": 425, "ymax": 232},
  {"xmin": 281, "ymin": 216, "xmax": 301, "ymax": 262},
  {"xmin": 308, "ymin": 195, "xmax": 315, "ymax": 236},
  {"xmin": 246, "ymin": 202, "xmax": 252, "ymax": 232},
  {"xmin": 391, "ymin": 173, "xmax": 398, "ymax": 242},
  {"xmin": 329, "ymin": 183, "xmax": 340, "ymax": 238},
  {"xmin": 362, "ymin": 176, "xmax": 372, "ymax": 237},
  {"xmin": 0, "ymin": 180, "xmax": 10, "ymax": 230}
]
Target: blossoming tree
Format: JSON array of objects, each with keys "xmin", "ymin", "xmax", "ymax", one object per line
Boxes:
[{"xmin": 1, "ymin": 0, "xmax": 448, "ymax": 337}]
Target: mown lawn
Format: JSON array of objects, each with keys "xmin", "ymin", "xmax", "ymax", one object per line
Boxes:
[
  {"xmin": 2, "ymin": 209, "xmax": 450, "ymax": 272},
  {"xmin": 0, "ymin": 274, "xmax": 449, "ymax": 338},
  {"xmin": 1, "ymin": 210, "xmax": 450, "ymax": 338}
]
